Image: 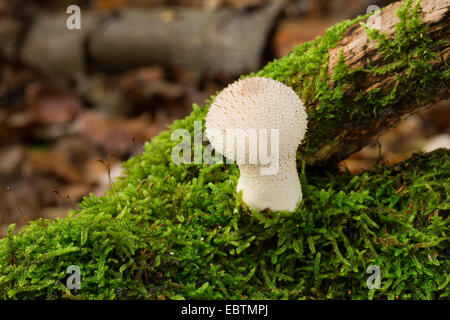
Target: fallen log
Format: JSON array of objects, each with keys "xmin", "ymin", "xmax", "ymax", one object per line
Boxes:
[
  {"xmin": 255, "ymin": 0, "xmax": 449, "ymax": 166},
  {"xmin": 14, "ymin": 2, "xmax": 282, "ymax": 78}
]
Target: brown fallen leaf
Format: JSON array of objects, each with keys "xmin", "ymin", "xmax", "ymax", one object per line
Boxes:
[
  {"xmin": 0, "ymin": 145, "xmax": 24, "ymax": 176},
  {"xmin": 25, "ymin": 83, "xmax": 82, "ymax": 125},
  {"xmin": 60, "ymin": 183, "xmax": 91, "ymax": 203},
  {"xmin": 76, "ymin": 111, "xmax": 169, "ymax": 156},
  {"xmin": 22, "ymin": 148, "xmax": 84, "ymax": 183},
  {"xmin": 120, "ymin": 66, "xmax": 184, "ymax": 101}
]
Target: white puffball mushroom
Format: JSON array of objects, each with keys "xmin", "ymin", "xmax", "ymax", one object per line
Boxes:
[{"xmin": 205, "ymin": 76, "xmax": 308, "ymax": 212}]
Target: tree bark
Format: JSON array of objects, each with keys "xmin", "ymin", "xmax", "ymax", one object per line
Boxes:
[{"xmin": 298, "ymin": 0, "xmax": 449, "ymax": 166}]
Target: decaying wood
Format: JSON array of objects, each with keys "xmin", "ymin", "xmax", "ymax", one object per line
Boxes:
[
  {"xmin": 7, "ymin": 2, "xmax": 282, "ymax": 78},
  {"xmin": 304, "ymin": 0, "xmax": 449, "ymax": 166}
]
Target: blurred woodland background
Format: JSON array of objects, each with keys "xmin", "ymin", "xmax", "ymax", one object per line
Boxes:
[{"xmin": 0, "ymin": 0, "xmax": 448, "ymax": 236}]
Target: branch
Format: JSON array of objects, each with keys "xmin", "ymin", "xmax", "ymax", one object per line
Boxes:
[
  {"xmin": 257, "ymin": 0, "xmax": 449, "ymax": 166},
  {"xmin": 4, "ymin": 3, "xmax": 282, "ymax": 78}
]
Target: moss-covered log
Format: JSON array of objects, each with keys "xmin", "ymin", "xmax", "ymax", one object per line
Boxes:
[{"xmin": 0, "ymin": 0, "xmax": 449, "ymax": 300}]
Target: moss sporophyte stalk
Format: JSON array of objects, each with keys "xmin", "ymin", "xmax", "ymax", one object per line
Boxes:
[{"xmin": 0, "ymin": 0, "xmax": 448, "ymax": 299}]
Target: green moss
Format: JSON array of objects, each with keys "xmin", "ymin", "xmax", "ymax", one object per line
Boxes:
[
  {"xmin": 361, "ymin": 0, "xmax": 446, "ymax": 102},
  {"xmin": 0, "ymin": 1, "xmax": 449, "ymax": 300},
  {"xmin": 1, "ymin": 145, "xmax": 448, "ymax": 299}
]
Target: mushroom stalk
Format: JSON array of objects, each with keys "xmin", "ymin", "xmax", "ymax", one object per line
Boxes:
[{"xmin": 237, "ymin": 156, "xmax": 302, "ymax": 212}]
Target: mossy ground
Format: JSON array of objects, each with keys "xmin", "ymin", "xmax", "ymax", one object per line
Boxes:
[{"xmin": 0, "ymin": 0, "xmax": 449, "ymax": 299}]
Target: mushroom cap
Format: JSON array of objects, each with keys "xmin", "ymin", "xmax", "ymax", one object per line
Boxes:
[{"xmin": 205, "ymin": 76, "xmax": 307, "ymax": 162}]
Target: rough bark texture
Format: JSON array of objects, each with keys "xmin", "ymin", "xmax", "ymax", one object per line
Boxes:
[{"xmin": 302, "ymin": 0, "xmax": 449, "ymax": 166}]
